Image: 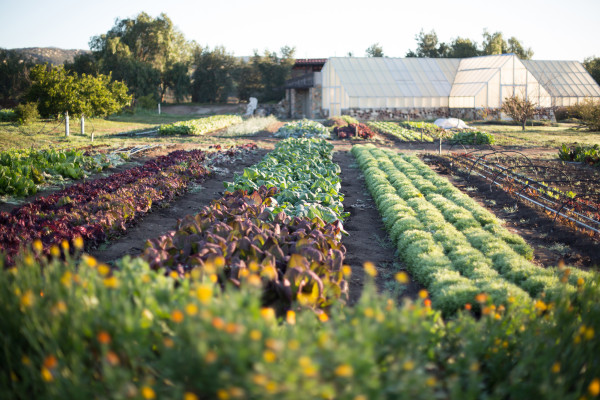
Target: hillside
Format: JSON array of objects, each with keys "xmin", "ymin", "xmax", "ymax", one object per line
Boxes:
[{"xmin": 8, "ymin": 47, "xmax": 89, "ymax": 65}]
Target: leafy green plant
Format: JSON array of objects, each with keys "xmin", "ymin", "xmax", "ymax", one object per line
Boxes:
[
  {"xmin": 159, "ymin": 115, "xmax": 243, "ymax": 136},
  {"xmin": 449, "ymin": 130, "xmax": 495, "ymax": 145},
  {"xmin": 0, "ymin": 108, "xmax": 17, "ymax": 122},
  {"xmin": 368, "ymin": 121, "xmax": 434, "ymax": 142},
  {"xmin": 274, "ymin": 119, "xmax": 330, "ymax": 139},
  {"xmin": 225, "ymin": 138, "xmax": 347, "ymax": 223},
  {"xmin": 559, "ymin": 143, "xmax": 600, "ymax": 167}
]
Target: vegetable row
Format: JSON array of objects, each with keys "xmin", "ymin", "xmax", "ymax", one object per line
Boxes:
[
  {"xmin": 274, "ymin": 119, "xmax": 330, "ymax": 139},
  {"xmin": 225, "ymin": 138, "xmax": 347, "ymax": 223},
  {"xmin": 144, "ymin": 138, "xmax": 349, "ymax": 311},
  {"xmin": 367, "ymin": 121, "xmax": 434, "ymax": 142},
  {"xmin": 0, "ymin": 145, "xmax": 255, "ymax": 264},
  {"xmin": 159, "ymin": 115, "xmax": 243, "ymax": 136},
  {"xmin": 352, "ymin": 144, "xmax": 595, "ymax": 315},
  {"xmin": 0, "ymin": 148, "xmax": 115, "ymax": 197}
]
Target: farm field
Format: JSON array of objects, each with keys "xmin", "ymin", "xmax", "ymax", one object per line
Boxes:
[{"xmin": 1, "ymin": 113, "xmax": 599, "ymax": 399}]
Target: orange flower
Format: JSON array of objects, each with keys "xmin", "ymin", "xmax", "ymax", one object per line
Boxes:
[
  {"xmin": 43, "ymin": 355, "xmax": 57, "ymax": 369},
  {"xmin": 475, "ymin": 293, "xmax": 488, "ymax": 303},
  {"xmin": 97, "ymin": 331, "xmax": 111, "ymax": 344},
  {"xmin": 106, "ymin": 351, "xmax": 120, "ymax": 366},
  {"xmin": 286, "ymin": 310, "xmax": 296, "ymax": 325},
  {"xmin": 171, "ymin": 310, "xmax": 184, "ymax": 323},
  {"xmin": 464, "ymin": 303, "xmax": 472, "ymax": 311}
]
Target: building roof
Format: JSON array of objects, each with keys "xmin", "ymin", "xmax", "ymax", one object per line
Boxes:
[
  {"xmin": 522, "ymin": 60, "xmax": 600, "ymax": 98},
  {"xmin": 326, "ymin": 57, "xmax": 460, "ymax": 98}
]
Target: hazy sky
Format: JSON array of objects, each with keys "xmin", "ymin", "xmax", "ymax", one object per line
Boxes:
[{"xmin": 1, "ymin": 0, "xmax": 598, "ymax": 61}]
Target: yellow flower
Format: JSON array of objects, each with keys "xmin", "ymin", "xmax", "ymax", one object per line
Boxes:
[
  {"xmin": 426, "ymin": 377, "xmax": 437, "ymax": 387},
  {"xmin": 41, "ymin": 367, "xmax": 53, "ymax": 382},
  {"xmin": 73, "ymin": 236, "xmax": 84, "ymax": 250},
  {"xmin": 50, "ymin": 245, "xmax": 60, "ymax": 258},
  {"xmin": 20, "ymin": 290, "xmax": 35, "ymax": 308},
  {"xmin": 577, "ymin": 277, "xmax": 585, "ymax": 286},
  {"xmin": 363, "ymin": 262, "xmax": 377, "ymax": 277},
  {"xmin": 32, "ymin": 239, "xmax": 43, "ymax": 254},
  {"xmin": 535, "ymin": 300, "xmax": 548, "ymax": 312},
  {"xmin": 364, "ymin": 307, "xmax": 374, "ymax": 318},
  {"xmin": 83, "ymin": 255, "xmax": 98, "ymax": 268},
  {"xmin": 395, "ymin": 271, "xmax": 409, "ymax": 284},
  {"xmin": 288, "ymin": 339, "xmax": 300, "ymax": 350},
  {"xmin": 184, "ymin": 392, "xmax": 199, "ymax": 400},
  {"xmin": 286, "ymin": 310, "xmax": 296, "ymax": 325},
  {"xmin": 247, "ymin": 274, "xmax": 262, "ymax": 287},
  {"xmin": 21, "ymin": 356, "xmax": 31, "ymax": 366},
  {"xmin": 24, "ymin": 254, "xmax": 34, "ymax": 267},
  {"xmin": 196, "ymin": 285, "xmax": 212, "ymax": 304},
  {"xmin": 334, "ymin": 364, "xmax": 353, "ymax": 377},
  {"xmin": 141, "ymin": 386, "xmax": 156, "ymax": 399},
  {"xmin": 249, "ymin": 329, "xmax": 262, "ymax": 341},
  {"xmin": 263, "ymin": 350, "xmax": 277, "ymax": 363},
  {"xmin": 552, "ymin": 362, "xmax": 561, "ymax": 373},
  {"xmin": 585, "ymin": 327, "xmax": 595, "ymax": 340},
  {"xmin": 61, "ymin": 240, "xmax": 69, "ymax": 252},
  {"xmin": 217, "ymin": 389, "xmax": 230, "ymax": 400},
  {"xmin": 103, "ymin": 276, "xmax": 119, "ymax": 288},
  {"xmin": 418, "ymin": 289, "xmax": 429, "ymax": 299},
  {"xmin": 354, "ymin": 396, "xmax": 367, "ymax": 400},
  {"xmin": 318, "ymin": 313, "xmax": 329, "ymax": 322},
  {"xmin": 142, "ymin": 274, "xmax": 151, "ymax": 284},
  {"xmin": 265, "ymin": 381, "xmax": 278, "ymax": 394},
  {"xmin": 342, "ymin": 265, "xmax": 352, "ymax": 277},
  {"xmin": 169, "ymin": 271, "xmax": 180, "ymax": 279},
  {"xmin": 98, "ymin": 264, "xmax": 111, "ymax": 276},
  {"xmin": 171, "ymin": 310, "xmax": 184, "ymax": 324},
  {"xmin": 60, "ymin": 271, "xmax": 73, "ymax": 288},
  {"xmin": 589, "ymin": 378, "xmax": 600, "ymax": 396},
  {"xmin": 185, "ymin": 303, "xmax": 198, "ymax": 316},
  {"xmin": 260, "ymin": 308, "xmax": 275, "ymax": 321},
  {"xmin": 403, "ymin": 360, "xmax": 415, "ymax": 371}
]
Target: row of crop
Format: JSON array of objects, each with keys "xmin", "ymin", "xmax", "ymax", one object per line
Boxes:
[
  {"xmin": 0, "ymin": 148, "xmax": 115, "ymax": 197},
  {"xmin": 143, "ymin": 138, "xmax": 348, "ymax": 311},
  {"xmin": 448, "ymin": 130, "xmax": 495, "ymax": 145},
  {"xmin": 225, "ymin": 138, "xmax": 347, "ymax": 223},
  {"xmin": 367, "ymin": 121, "xmax": 434, "ymax": 142},
  {"xmin": 352, "ymin": 144, "xmax": 595, "ymax": 315},
  {"xmin": 158, "ymin": 115, "xmax": 243, "ymax": 136},
  {"xmin": 398, "ymin": 120, "xmax": 442, "ymax": 136},
  {"xmin": 274, "ymin": 119, "xmax": 330, "ymax": 139},
  {"xmin": 0, "ymin": 145, "xmax": 256, "ymax": 264}
]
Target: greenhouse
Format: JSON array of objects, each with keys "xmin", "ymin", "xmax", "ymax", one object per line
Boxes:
[{"xmin": 300, "ymin": 54, "xmax": 600, "ymax": 120}]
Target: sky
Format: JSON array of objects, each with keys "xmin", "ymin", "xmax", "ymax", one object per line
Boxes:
[{"xmin": 0, "ymin": 0, "xmax": 599, "ymax": 61}]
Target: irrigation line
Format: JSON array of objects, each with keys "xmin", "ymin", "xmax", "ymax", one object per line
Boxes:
[
  {"xmin": 470, "ymin": 169, "xmax": 600, "ymax": 235},
  {"xmin": 449, "ymin": 154, "xmax": 600, "ymax": 232}
]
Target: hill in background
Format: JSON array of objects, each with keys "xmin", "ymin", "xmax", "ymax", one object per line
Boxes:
[{"xmin": 8, "ymin": 47, "xmax": 89, "ymax": 66}]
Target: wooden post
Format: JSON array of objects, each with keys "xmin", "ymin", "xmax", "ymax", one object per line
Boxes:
[
  {"xmin": 65, "ymin": 111, "xmax": 70, "ymax": 137},
  {"xmin": 80, "ymin": 115, "xmax": 85, "ymax": 135}
]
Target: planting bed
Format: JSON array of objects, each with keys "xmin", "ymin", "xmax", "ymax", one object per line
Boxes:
[{"xmin": 427, "ymin": 154, "xmax": 600, "ymax": 268}]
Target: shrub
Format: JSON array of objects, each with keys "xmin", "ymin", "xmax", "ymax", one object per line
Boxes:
[
  {"xmin": 558, "ymin": 143, "xmax": 600, "ymax": 167},
  {"xmin": 0, "ymin": 108, "xmax": 17, "ymax": 122},
  {"xmin": 448, "ymin": 130, "xmax": 495, "ymax": 145},
  {"xmin": 570, "ymin": 98, "xmax": 600, "ymax": 131},
  {"xmin": 14, "ymin": 102, "xmax": 40, "ymax": 125},
  {"xmin": 501, "ymin": 95, "xmax": 536, "ymax": 131},
  {"xmin": 136, "ymin": 94, "xmax": 157, "ymax": 110}
]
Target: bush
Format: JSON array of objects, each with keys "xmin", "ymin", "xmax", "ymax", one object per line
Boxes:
[
  {"xmin": 136, "ymin": 94, "xmax": 157, "ymax": 110},
  {"xmin": 570, "ymin": 98, "xmax": 600, "ymax": 131},
  {"xmin": 558, "ymin": 143, "xmax": 600, "ymax": 167},
  {"xmin": 0, "ymin": 109, "xmax": 17, "ymax": 122},
  {"xmin": 14, "ymin": 102, "xmax": 40, "ymax": 125},
  {"xmin": 448, "ymin": 130, "xmax": 495, "ymax": 145}
]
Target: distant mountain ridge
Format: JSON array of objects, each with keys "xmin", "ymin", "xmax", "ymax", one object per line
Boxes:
[{"xmin": 7, "ymin": 47, "xmax": 90, "ymax": 66}]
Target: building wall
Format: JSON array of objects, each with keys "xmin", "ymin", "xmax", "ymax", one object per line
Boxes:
[{"xmin": 342, "ymin": 107, "xmax": 555, "ymax": 121}]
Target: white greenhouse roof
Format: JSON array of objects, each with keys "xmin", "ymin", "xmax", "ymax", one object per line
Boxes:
[
  {"xmin": 327, "ymin": 57, "xmax": 459, "ymax": 98},
  {"xmin": 522, "ymin": 60, "xmax": 600, "ymax": 98}
]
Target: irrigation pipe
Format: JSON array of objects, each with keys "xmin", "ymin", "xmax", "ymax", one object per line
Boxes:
[{"xmin": 471, "ymin": 170, "xmax": 600, "ymax": 235}]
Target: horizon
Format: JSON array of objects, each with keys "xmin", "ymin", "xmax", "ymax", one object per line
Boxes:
[{"xmin": 1, "ymin": 0, "xmax": 599, "ymax": 62}]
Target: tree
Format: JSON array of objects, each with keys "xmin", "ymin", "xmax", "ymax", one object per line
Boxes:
[
  {"xmin": 366, "ymin": 43, "xmax": 384, "ymax": 57},
  {"xmin": 482, "ymin": 30, "xmax": 533, "ymax": 59},
  {"xmin": 89, "ymin": 12, "xmax": 193, "ymax": 102},
  {"xmin": 583, "ymin": 56, "xmax": 600, "ymax": 85},
  {"xmin": 0, "ymin": 49, "xmax": 34, "ymax": 108},
  {"xmin": 27, "ymin": 64, "xmax": 131, "ymax": 118},
  {"xmin": 191, "ymin": 46, "xmax": 236, "ymax": 103},
  {"xmin": 447, "ymin": 37, "xmax": 480, "ymax": 58},
  {"xmin": 64, "ymin": 53, "xmax": 99, "ymax": 76},
  {"xmin": 406, "ymin": 30, "xmax": 448, "ymax": 58},
  {"xmin": 254, "ymin": 46, "xmax": 296, "ymax": 102},
  {"xmin": 501, "ymin": 95, "xmax": 536, "ymax": 130}
]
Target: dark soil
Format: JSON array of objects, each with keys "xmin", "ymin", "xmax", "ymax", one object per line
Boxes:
[
  {"xmin": 425, "ymin": 155, "xmax": 600, "ymax": 269},
  {"xmin": 90, "ymin": 149, "xmax": 268, "ymax": 264},
  {"xmin": 334, "ymin": 150, "xmax": 422, "ymax": 304}
]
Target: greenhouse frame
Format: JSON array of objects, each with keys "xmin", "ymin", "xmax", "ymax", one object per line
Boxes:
[{"xmin": 285, "ymin": 54, "xmax": 600, "ymax": 120}]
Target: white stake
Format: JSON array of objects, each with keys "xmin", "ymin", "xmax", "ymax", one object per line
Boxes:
[
  {"xmin": 80, "ymin": 115, "xmax": 85, "ymax": 135},
  {"xmin": 65, "ymin": 111, "xmax": 70, "ymax": 137},
  {"xmin": 158, "ymin": 103, "xmax": 161, "ymax": 115}
]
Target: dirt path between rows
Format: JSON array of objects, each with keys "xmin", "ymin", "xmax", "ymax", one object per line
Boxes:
[
  {"xmin": 90, "ymin": 149, "xmax": 268, "ymax": 264},
  {"xmin": 334, "ymin": 149, "xmax": 422, "ymax": 304}
]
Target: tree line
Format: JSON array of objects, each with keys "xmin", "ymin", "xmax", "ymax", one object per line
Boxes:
[{"xmin": 0, "ymin": 12, "xmax": 295, "ymax": 112}]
